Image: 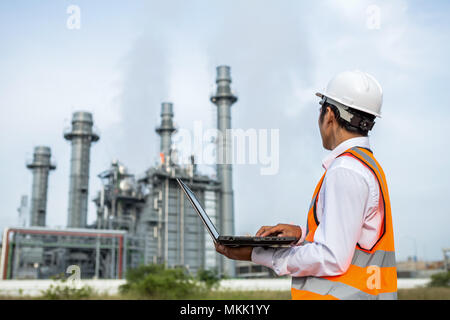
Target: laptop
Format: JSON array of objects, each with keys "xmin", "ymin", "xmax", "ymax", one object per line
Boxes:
[{"xmin": 177, "ymin": 178, "xmax": 297, "ymax": 247}]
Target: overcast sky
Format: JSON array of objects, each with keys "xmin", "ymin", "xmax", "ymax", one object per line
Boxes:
[{"xmin": 0, "ymin": 0, "xmax": 449, "ymax": 261}]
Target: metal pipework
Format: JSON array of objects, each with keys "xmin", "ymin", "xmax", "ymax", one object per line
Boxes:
[
  {"xmin": 155, "ymin": 102, "xmax": 176, "ymax": 162},
  {"xmin": 210, "ymin": 65, "xmax": 238, "ymax": 277},
  {"xmin": 64, "ymin": 111, "xmax": 99, "ymax": 228},
  {"xmin": 26, "ymin": 146, "xmax": 56, "ymax": 226}
]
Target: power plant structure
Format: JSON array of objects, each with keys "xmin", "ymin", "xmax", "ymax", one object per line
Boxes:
[
  {"xmin": 0, "ymin": 65, "xmax": 243, "ymax": 280},
  {"xmin": 26, "ymin": 146, "xmax": 56, "ymax": 227},
  {"xmin": 211, "ymin": 65, "xmax": 238, "ymax": 277},
  {"xmin": 16, "ymin": 195, "xmax": 29, "ymax": 227},
  {"xmin": 64, "ymin": 111, "xmax": 100, "ymax": 228}
]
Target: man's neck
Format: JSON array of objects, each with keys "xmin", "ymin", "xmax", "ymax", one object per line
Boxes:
[{"xmin": 330, "ymin": 131, "xmax": 364, "ymax": 150}]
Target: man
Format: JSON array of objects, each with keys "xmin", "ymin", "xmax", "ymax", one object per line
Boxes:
[{"xmin": 215, "ymin": 70, "xmax": 397, "ymax": 300}]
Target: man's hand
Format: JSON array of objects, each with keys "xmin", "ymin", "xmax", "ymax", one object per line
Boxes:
[
  {"xmin": 256, "ymin": 223, "xmax": 302, "ymax": 240},
  {"xmin": 214, "ymin": 243, "xmax": 253, "ymax": 261}
]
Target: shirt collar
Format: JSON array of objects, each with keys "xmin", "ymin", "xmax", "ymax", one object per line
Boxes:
[{"xmin": 322, "ymin": 136, "xmax": 371, "ymax": 170}]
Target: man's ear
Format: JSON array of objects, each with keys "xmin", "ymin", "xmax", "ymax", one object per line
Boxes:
[{"xmin": 326, "ymin": 106, "xmax": 335, "ymax": 124}]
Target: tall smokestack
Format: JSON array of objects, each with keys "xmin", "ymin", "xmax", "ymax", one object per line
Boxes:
[
  {"xmin": 210, "ymin": 65, "xmax": 238, "ymax": 277},
  {"xmin": 155, "ymin": 102, "xmax": 176, "ymax": 164},
  {"xmin": 26, "ymin": 146, "xmax": 56, "ymax": 226},
  {"xmin": 17, "ymin": 195, "xmax": 29, "ymax": 227},
  {"xmin": 64, "ymin": 111, "xmax": 99, "ymax": 228}
]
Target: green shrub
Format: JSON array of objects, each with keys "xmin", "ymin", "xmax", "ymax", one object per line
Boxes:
[
  {"xmin": 428, "ymin": 271, "xmax": 450, "ymax": 288},
  {"xmin": 40, "ymin": 282, "xmax": 94, "ymax": 300},
  {"xmin": 196, "ymin": 268, "xmax": 221, "ymax": 290},
  {"xmin": 49, "ymin": 272, "xmax": 66, "ymax": 281},
  {"xmin": 119, "ymin": 264, "xmax": 204, "ymax": 299}
]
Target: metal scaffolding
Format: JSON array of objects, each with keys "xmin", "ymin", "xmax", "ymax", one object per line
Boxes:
[{"xmin": 0, "ymin": 227, "xmax": 132, "ymax": 280}]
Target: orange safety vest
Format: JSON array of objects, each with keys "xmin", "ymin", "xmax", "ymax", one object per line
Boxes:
[{"xmin": 291, "ymin": 146, "xmax": 397, "ymax": 300}]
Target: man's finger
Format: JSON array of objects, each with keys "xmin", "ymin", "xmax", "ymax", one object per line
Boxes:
[
  {"xmin": 256, "ymin": 226, "xmax": 271, "ymax": 237},
  {"xmin": 255, "ymin": 226, "xmax": 266, "ymax": 236},
  {"xmin": 261, "ymin": 225, "xmax": 282, "ymax": 237},
  {"xmin": 215, "ymin": 243, "xmax": 226, "ymax": 255}
]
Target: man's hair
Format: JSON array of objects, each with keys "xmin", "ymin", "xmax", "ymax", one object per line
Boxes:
[{"xmin": 319, "ymin": 102, "xmax": 376, "ymax": 137}]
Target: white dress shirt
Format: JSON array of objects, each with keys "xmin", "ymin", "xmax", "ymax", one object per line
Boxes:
[{"xmin": 251, "ymin": 137, "xmax": 383, "ymax": 277}]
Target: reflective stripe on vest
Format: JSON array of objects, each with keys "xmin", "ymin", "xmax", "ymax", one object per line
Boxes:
[
  {"xmin": 291, "ymin": 147, "xmax": 397, "ymax": 300},
  {"xmin": 292, "ymin": 276, "xmax": 398, "ymax": 300}
]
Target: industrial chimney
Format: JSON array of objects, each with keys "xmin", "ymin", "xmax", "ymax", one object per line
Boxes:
[
  {"xmin": 155, "ymin": 102, "xmax": 176, "ymax": 165},
  {"xmin": 64, "ymin": 111, "xmax": 99, "ymax": 228},
  {"xmin": 17, "ymin": 195, "xmax": 29, "ymax": 227},
  {"xmin": 210, "ymin": 65, "xmax": 238, "ymax": 277},
  {"xmin": 26, "ymin": 146, "xmax": 56, "ymax": 226}
]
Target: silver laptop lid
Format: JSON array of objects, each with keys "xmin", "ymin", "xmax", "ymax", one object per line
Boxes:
[{"xmin": 177, "ymin": 179, "xmax": 220, "ymax": 242}]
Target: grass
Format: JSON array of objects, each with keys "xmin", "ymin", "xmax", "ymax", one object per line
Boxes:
[
  {"xmin": 397, "ymin": 287, "xmax": 450, "ymax": 300},
  {"xmin": 1, "ymin": 287, "xmax": 449, "ymax": 300},
  {"xmin": 119, "ymin": 290, "xmax": 292, "ymax": 300},
  {"xmin": 0, "ymin": 290, "xmax": 291, "ymax": 300},
  {"xmin": 119, "ymin": 287, "xmax": 450, "ymax": 300}
]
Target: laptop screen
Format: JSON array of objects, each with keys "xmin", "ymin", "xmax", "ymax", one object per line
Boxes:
[{"xmin": 178, "ymin": 179, "xmax": 220, "ymax": 240}]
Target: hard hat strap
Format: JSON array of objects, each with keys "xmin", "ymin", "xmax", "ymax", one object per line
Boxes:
[
  {"xmin": 324, "ymin": 98, "xmax": 375, "ymax": 132},
  {"xmin": 348, "ymin": 111, "xmax": 375, "ymax": 131}
]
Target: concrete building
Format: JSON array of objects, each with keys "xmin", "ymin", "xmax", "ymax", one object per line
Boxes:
[{"xmin": 236, "ymin": 260, "xmax": 276, "ymax": 279}]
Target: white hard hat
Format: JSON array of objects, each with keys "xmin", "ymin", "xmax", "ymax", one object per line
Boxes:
[{"xmin": 316, "ymin": 70, "xmax": 383, "ymax": 118}]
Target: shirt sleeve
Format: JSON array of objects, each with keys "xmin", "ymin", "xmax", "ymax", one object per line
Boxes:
[
  {"xmin": 292, "ymin": 225, "xmax": 307, "ymax": 246},
  {"xmin": 251, "ymin": 167, "xmax": 369, "ymax": 277}
]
